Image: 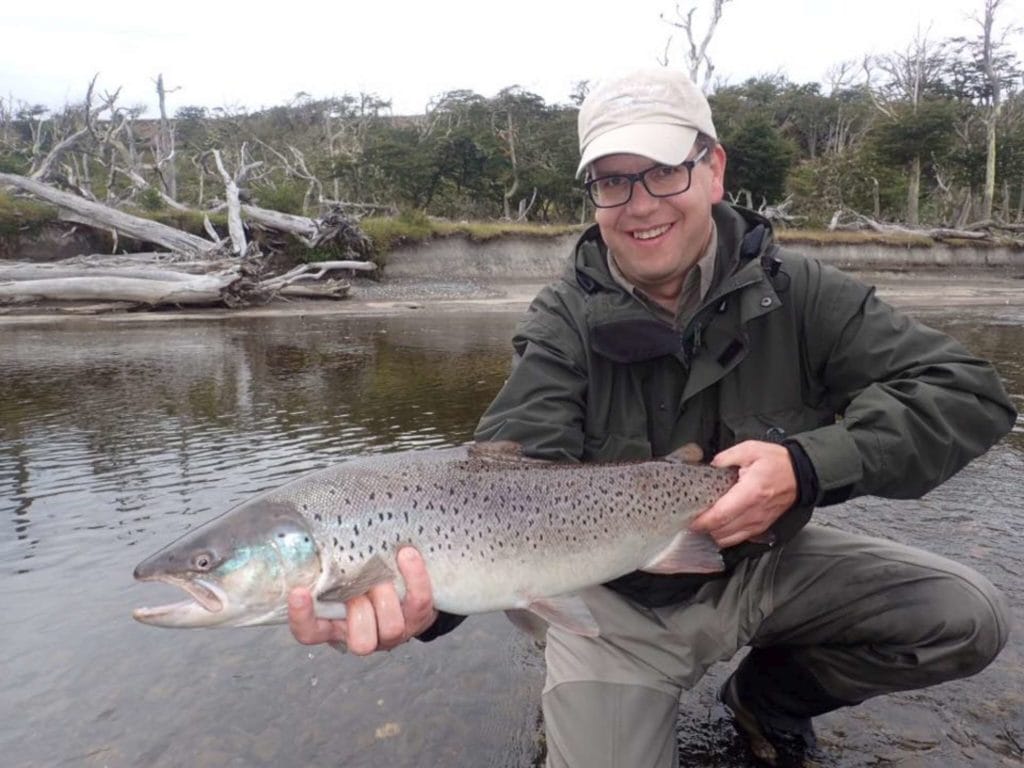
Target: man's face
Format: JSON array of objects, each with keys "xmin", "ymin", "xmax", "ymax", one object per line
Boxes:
[{"xmin": 591, "ymin": 144, "xmax": 726, "ymax": 301}]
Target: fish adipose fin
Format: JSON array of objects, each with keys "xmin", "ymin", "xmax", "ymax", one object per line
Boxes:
[
  {"xmin": 524, "ymin": 594, "xmax": 600, "ymax": 637},
  {"xmin": 316, "ymin": 554, "xmax": 396, "ymax": 606},
  {"xmin": 640, "ymin": 530, "xmax": 724, "ymax": 574},
  {"xmin": 663, "ymin": 443, "xmax": 705, "ymax": 464}
]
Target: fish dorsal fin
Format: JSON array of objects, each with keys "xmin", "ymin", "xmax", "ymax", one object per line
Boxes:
[
  {"xmin": 467, "ymin": 441, "xmax": 550, "ymax": 466},
  {"xmin": 316, "ymin": 554, "xmax": 396, "ymax": 605},
  {"xmin": 640, "ymin": 530, "xmax": 724, "ymax": 575},
  {"xmin": 664, "ymin": 442, "xmax": 705, "ymax": 464},
  {"xmin": 526, "ymin": 594, "xmax": 600, "ymax": 637},
  {"xmin": 468, "ymin": 440, "xmax": 523, "ymax": 459}
]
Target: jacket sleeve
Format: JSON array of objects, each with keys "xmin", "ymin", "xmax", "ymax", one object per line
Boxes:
[
  {"xmin": 786, "ymin": 260, "xmax": 1017, "ymax": 504},
  {"xmin": 474, "ymin": 284, "xmax": 590, "ymax": 461}
]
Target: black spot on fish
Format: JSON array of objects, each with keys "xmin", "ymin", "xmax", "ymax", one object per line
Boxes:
[
  {"xmin": 378, "ymin": 512, "xmax": 384, "ymax": 522},
  {"xmin": 386, "ymin": 491, "xmax": 393, "ymax": 500},
  {"xmin": 354, "ymin": 524, "xmax": 359, "ymax": 536},
  {"xmin": 369, "ymin": 492, "xmax": 375, "ymax": 501},
  {"xmin": 367, "ymin": 518, "xmax": 372, "ymax": 528},
  {"xmin": 349, "ymin": 540, "xmax": 354, "ymax": 548},
  {"xmin": 368, "ymin": 545, "xmax": 374, "ymax": 554},
  {"xmin": 314, "ymin": 513, "xmax": 321, "ymax": 521},
  {"xmin": 329, "ymin": 488, "xmax": 336, "ymax": 495},
  {"xmin": 333, "ymin": 536, "xmax": 338, "ymax": 547},
  {"xmin": 403, "ymin": 511, "xmax": 409, "ymax": 523},
  {"xmin": 418, "ymin": 525, "xmax": 424, "ymax": 535}
]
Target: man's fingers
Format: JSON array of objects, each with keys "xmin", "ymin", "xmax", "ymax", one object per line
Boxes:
[
  {"xmin": 397, "ymin": 547, "xmax": 435, "ymax": 627},
  {"xmin": 288, "ymin": 588, "xmax": 348, "ymax": 646},
  {"xmin": 368, "ymin": 582, "xmax": 406, "ymax": 647},
  {"xmin": 345, "ymin": 595, "xmax": 379, "ymax": 656}
]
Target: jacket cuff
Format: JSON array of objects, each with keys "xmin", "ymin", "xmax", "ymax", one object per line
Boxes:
[
  {"xmin": 782, "ymin": 439, "xmax": 819, "ymax": 509},
  {"xmin": 415, "ymin": 611, "xmax": 467, "ymax": 642},
  {"xmin": 787, "ymin": 423, "xmax": 863, "ymax": 506}
]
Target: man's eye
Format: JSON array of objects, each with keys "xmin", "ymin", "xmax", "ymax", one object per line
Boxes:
[
  {"xmin": 599, "ymin": 176, "xmax": 629, "ymax": 189},
  {"xmin": 652, "ymin": 165, "xmax": 682, "ymax": 180}
]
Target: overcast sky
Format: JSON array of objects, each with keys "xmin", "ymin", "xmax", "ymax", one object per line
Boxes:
[{"xmin": 3, "ymin": 0, "xmax": 1022, "ymax": 117}]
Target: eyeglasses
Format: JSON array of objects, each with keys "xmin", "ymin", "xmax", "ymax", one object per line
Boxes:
[{"xmin": 584, "ymin": 147, "xmax": 709, "ymax": 208}]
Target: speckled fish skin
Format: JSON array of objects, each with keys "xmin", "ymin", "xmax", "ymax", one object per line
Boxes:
[{"xmin": 132, "ymin": 444, "xmax": 737, "ymax": 629}]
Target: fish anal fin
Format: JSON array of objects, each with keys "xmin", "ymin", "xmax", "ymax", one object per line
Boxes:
[
  {"xmin": 640, "ymin": 530, "xmax": 724, "ymax": 574},
  {"xmin": 505, "ymin": 609, "xmax": 549, "ymax": 643},
  {"xmin": 316, "ymin": 554, "xmax": 396, "ymax": 605},
  {"xmin": 526, "ymin": 594, "xmax": 599, "ymax": 637}
]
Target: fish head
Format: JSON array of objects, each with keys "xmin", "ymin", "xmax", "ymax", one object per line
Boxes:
[{"xmin": 133, "ymin": 501, "xmax": 322, "ymax": 628}]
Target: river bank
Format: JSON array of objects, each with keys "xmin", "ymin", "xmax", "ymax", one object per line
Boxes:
[{"xmin": 2, "ymin": 232, "xmax": 1023, "ymax": 325}]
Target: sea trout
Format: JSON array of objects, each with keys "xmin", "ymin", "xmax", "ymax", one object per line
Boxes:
[{"xmin": 133, "ymin": 441, "xmax": 737, "ymax": 637}]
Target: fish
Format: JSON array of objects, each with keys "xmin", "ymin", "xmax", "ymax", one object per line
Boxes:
[{"xmin": 132, "ymin": 441, "xmax": 738, "ymax": 637}]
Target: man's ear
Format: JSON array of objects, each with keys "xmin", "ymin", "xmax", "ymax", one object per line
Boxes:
[{"xmin": 708, "ymin": 144, "xmax": 727, "ymax": 204}]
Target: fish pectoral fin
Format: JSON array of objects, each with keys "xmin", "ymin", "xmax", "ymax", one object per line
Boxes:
[
  {"xmin": 504, "ymin": 609, "xmax": 550, "ymax": 643},
  {"xmin": 525, "ymin": 594, "xmax": 599, "ymax": 637},
  {"xmin": 316, "ymin": 555, "xmax": 396, "ymax": 604},
  {"xmin": 640, "ymin": 530, "xmax": 724, "ymax": 574}
]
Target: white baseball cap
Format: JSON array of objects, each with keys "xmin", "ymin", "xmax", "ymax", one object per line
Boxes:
[{"xmin": 576, "ymin": 68, "xmax": 717, "ymax": 178}]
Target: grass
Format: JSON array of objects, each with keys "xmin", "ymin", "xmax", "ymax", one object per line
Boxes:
[
  {"xmin": 0, "ymin": 190, "xmax": 58, "ymax": 238},
  {"xmin": 775, "ymin": 229, "xmax": 936, "ymax": 248},
  {"xmin": 360, "ymin": 212, "xmax": 583, "ymax": 258}
]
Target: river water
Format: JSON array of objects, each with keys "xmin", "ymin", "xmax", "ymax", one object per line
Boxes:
[{"xmin": 1, "ymin": 301, "xmax": 1022, "ymax": 768}]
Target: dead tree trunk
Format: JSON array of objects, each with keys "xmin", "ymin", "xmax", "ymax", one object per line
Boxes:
[{"xmin": 0, "ymin": 172, "xmax": 218, "ymax": 257}]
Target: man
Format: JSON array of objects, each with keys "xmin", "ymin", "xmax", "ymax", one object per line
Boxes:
[{"xmin": 288, "ymin": 69, "xmax": 1016, "ymax": 767}]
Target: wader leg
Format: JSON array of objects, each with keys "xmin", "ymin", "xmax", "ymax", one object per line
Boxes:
[{"xmin": 745, "ymin": 524, "xmax": 1011, "ymax": 717}]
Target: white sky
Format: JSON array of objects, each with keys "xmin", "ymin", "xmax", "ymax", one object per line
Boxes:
[{"xmin": 3, "ymin": 0, "xmax": 1022, "ymax": 117}]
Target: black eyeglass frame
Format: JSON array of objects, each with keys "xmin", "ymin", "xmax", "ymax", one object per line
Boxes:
[{"xmin": 584, "ymin": 147, "xmax": 710, "ymax": 208}]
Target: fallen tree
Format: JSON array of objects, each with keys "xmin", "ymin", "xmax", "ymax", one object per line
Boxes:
[
  {"xmin": 0, "ymin": 173, "xmax": 378, "ymax": 311},
  {"xmin": 827, "ymin": 209, "xmax": 1024, "ymax": 245}
]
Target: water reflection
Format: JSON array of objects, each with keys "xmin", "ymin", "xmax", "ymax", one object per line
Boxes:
[{"xmin": 0, "ymin": 307, "xmax": 1021, "ymax": 768}]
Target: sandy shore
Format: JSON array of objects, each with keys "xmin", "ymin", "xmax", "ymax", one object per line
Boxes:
[{"xmin": 1, "ymin": 268, "xmax": 1022, "ymax": 325}]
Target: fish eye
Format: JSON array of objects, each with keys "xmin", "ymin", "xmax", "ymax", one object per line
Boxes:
[{"xmin": 192, "ymin": 551, "xmax": 215, "ymax": 571}]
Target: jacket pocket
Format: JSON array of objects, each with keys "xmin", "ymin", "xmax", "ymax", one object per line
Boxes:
[{"xmin": 722, "ymin": 406, "xmax": 833, "ymax": 445}]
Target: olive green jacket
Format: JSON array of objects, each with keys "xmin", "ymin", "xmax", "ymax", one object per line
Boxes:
[{"xmin": 473, "ymin": 203, "xmax": 1017, "ymax": 607}]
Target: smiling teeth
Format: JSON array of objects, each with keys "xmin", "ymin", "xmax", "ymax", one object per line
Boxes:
[{"xmin": 633, "ymin": 224, "xmax": 671, "ymax": 240}]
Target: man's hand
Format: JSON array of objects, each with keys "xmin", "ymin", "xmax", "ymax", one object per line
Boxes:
[
  {"xmin": 288, "ymin": 546, "xmax": 438, "ymax": 656},
  {"xmin": 689, "ymin": 440, "xmax": 798, "ymax": 548}
]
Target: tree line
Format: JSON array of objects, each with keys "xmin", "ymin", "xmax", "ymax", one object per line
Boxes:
[{"xmin": 1, "ymin": 28, "xmax": 1021, "ymax": 231}]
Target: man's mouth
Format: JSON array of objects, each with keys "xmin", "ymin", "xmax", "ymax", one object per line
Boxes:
[{"xmin": 632, "ymin": 223, "xmax": 672, "ymax": 241}]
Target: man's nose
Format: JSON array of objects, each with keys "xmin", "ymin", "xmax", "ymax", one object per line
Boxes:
[{"xmin": 624, "ymin": 179, "xmax": 660, "ymax": 215}]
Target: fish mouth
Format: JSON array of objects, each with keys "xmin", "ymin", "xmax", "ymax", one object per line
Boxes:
[{"xmin": 132, "ymin": 575, "xmax": 226, "ymax": 624}]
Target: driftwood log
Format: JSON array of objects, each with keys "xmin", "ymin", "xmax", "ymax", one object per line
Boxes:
[
  {"xmin": 829, "ymin": 209, "xmax": 1024, "ymax": 245},
  {"xmin": 0, "ymin": 172, "xmax": 221, "ymax": 258},
  {"xmin": 0, "ymin": 173, "xmax": 378, "ymax": 310}
]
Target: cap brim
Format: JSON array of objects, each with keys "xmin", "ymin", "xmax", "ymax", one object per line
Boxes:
[{"xmin": 576, "ymin": 124, "xmax": 698, "ymax": 178}]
